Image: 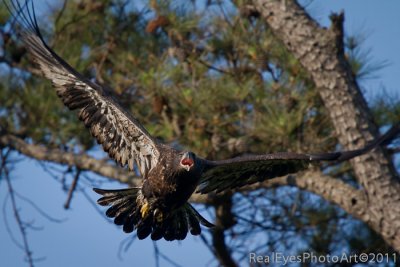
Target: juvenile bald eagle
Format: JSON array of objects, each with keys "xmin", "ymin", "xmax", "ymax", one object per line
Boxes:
[{"xmin": 6, "ymin": 0, "xmax": 398, "ymax": 241}]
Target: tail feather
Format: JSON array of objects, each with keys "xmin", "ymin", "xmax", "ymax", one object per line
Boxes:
[
  {"xmin": 164, "ymin": 220, "xmax": 177, "ymax": 241},
  {"xmin": 137, "ymin": 216, "xmax": 152, "ymax": 240},
  {"xmin": 187, "ymin": 212, "xmax": 201, "ymax": 235},
  {"xmin": 123, "ymin": 210, "xmax": 140, "ymax": 233},
  {"xmin": 97, "ymin": 196, "xmax": 120, "ymax": 206},
  {"xmin": 93, "ymin": 187, "xmax": 143, "ymax": 230},
  {"xmin": 150, "ymin": 224, "xmax": 166, "ymax": 241},
  {"xmin": 160, "ymin": 203, "xmax": 214, "ymax": 241},
  {"xmin": 114, "ymin": 208, "xmax": 133, "ymax": 225},
  {"xmin": 94, "ymin": 188, "xmax": 139, "ymax": 205},
  {"xmin": 186, "ymin": 203, "xmax": 215, "ymax": 228},
  {"xmin": 175, "ymin": 209, "xmax": 188, "ymax": 240},
  {"xmin": 93, "ymin": 188, "xmax": 214, "ymax": 241},
  {"xmin": 105, "ymin": 198, "xmax": 132, "ymax": 218}
]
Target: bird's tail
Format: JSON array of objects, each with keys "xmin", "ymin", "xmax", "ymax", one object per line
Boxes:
[
  {"xmin": 93, "ymin": 187, "xmax": 143, "ymax": 234},
  {"xmin": 93, "ymin": 188, "xmax": 214, "ymax": 241},
  {"xmin": 150, "ymin": 203, "xmax": 214, "ymax": 241}
]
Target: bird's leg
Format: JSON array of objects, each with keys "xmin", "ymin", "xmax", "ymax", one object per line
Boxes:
[{"xmin": 140, "ymin": 200, "xmax": 150, "ymax": 218}]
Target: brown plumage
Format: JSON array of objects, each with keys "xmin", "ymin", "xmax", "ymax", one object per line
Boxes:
[{"xmin": 6, "ymin": 0, "xmax": 399, "ymax": 241}]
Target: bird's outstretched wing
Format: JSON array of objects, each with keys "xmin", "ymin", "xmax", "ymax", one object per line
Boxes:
[
  {"xmin": 197, "ymin": 153, "xmax": 312, "ymax": 193},
  {"xmin": 6, "ymin": 0, "xmax": 160, "ymax": 177},
  {"xmin": 198, "ymin": 123, "xmax": 400, "ymax": 194}
]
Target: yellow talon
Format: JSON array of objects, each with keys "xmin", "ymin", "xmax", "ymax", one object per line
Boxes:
[{"xmin": 140, "ymin": 202, "xmax": 149, "ymax": 218}]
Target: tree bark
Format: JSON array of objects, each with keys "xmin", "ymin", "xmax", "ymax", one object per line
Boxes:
[{"xmin": 253, "ymin": 0, "xmax": 400, "ymax": 251}]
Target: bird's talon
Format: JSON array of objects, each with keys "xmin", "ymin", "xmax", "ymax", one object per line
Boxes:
[{"xmin": 140, "ymin": 202, "xmax": 149, "ymax": 218}]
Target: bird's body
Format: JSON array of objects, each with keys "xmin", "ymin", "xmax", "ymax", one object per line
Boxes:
[
  {"xmin": 143, "ymin": 149, "xmax": 200, "ymax": 209},
  {"xmin": 5, "ymin": 0, "xmax": 398, "ymax": 241},
  {"xmin": 140, "ymin": 148, "xmax": 202, "ymax": 220},
  {"xmin": 94, "ymin": 148, "xmax": 213, "ymax": 240}
]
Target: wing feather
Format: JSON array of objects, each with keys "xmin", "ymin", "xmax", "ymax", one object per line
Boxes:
[
  {"xmin": 6, "ymin": 0, "xmax": 160, "ymax": 177},
  {"xmin": 198, "ymin": 120, "xmax": 400, "ymax": 194},
  {"xmin": 198, "ymin": 152, "xmax": 313, "ymax": 194}
]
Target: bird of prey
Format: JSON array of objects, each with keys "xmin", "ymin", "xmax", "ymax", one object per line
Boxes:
[{"xmin": 5, "ymin": 0, "xmax": 399, "ymax": 241}]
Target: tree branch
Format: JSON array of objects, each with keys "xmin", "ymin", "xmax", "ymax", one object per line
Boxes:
[
  {"xmin": 0, "ymin": 133, "xmax": 211, "ymax": 204},
  {"xmin": 244, "ymin": 170, "xmax": 369, "ymax": 221},
  {"xmin": 1, "ymin": 150, "xmax": 35, "ymax": 267},
  {"xmin": 0, "ymin": 133, "xmax": 138, "ymax": 185},
  {"xmin": 63, "ymin": 168, "xmax": 81, "ymax": 209},
  {"xmin": 252, "ymin": 0, "xmax": 400, "ymax": 251},
  {"xmin": 212, "ymin": 194, "xmax": 238, "ymax": 267}
]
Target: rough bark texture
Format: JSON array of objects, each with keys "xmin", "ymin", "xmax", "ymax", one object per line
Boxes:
[{"xmin": 253, "ymin": 0, "xmax": 400, "ymax": 251}]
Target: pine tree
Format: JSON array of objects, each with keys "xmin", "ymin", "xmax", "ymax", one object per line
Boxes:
[{"xmin": 0, "ymin": 1, "xmax": 399, "ymax": 266}]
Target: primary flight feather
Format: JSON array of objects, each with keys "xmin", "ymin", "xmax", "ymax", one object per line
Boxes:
[{"xmin": 5, "ymin": 0, "xmax": 398, "ymax": 241}]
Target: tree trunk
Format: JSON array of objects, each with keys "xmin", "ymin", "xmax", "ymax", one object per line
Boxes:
[{"xmin": 253, "ymin": 0, "xmax": 400, "ymax": 251}]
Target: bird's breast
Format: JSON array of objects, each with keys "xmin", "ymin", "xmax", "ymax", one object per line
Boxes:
[{"xmin": 144, "ymin": 167, "xmax": 201, "ymax": 211}]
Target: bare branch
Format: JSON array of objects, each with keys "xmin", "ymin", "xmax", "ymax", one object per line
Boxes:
[
  {"xmin": 2, "ymin": 150, "xmax": 34, "ymax": 267},
  {"xmin": 212, "ymin": 194, "xmax": 238, "ymax": 267},
  {"xmin": 13, "ymin": 191, "xmax": 67, "ymax": 223},
  {"xmin": 0, "ymin": 134, "xmax": 138, "ymax": 185},
  {"xmin": 63, "ymin": 169, "xmax": 81, "ymax": 209},
  {"xmin": 0, "ymin": 133, "xmax": 212, "ymax": 204},
  {"xmin": 232, "ymin": 169, "xmax": 370, "ymax": 237},
  {"xmin": 239, "ymin": 170, "xmax": 368, "ymax": 220}
]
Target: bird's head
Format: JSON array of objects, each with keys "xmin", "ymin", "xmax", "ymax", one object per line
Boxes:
[{"xmin": 180, "ymin": 151, "xmax": 196, "ymax": 171}]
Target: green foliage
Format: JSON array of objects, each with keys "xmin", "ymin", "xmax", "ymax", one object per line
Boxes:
[
  {"xmin": 371, "ymin": 90, "xmax": 400, "ymax": 126},
  {"xmin": 345, "ymin": 34, "xmax": 389, "ymax": 80}
]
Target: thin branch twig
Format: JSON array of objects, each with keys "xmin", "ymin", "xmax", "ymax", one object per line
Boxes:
[
  {"xmin": 1, "ymin": 149, "xmax": 34, "ymax": 267},
  {"xmin": 64, "ymin": 168, "xmax": 82, "ymax": 209}
]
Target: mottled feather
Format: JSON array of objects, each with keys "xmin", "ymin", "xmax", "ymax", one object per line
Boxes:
[
  {"xmin": 8, "ymin": 0, "xmax": 399, "ymax": 242},
  {"xmin": 5, "ymin": 0, "xmax": 160, "ymax": 177}
]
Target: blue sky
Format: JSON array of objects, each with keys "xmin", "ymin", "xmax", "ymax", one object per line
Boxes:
[
  {"xmin": 308, "ymin": 0, "xmax": 400, "ymax": 99},
  {"xmin": 1, "ymin": 1, "xmax": 400, "ymax": 267}
]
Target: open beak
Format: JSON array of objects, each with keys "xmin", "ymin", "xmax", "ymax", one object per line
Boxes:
[{"xmin": 181, "ymin": 152, "xmax": 194, "ymax": 171}]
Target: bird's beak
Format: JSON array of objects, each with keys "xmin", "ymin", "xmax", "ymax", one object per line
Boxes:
[{"xmin": 181, "ymin": 152, "xmax": 194, "ymax": 171}]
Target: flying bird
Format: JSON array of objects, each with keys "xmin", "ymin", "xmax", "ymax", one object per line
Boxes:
[{"xmin": 5, "ymin": 0, "xmax": 399, "ymax": 241}]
